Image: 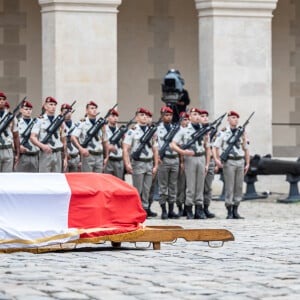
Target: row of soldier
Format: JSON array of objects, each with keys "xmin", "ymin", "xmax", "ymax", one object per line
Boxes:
[{"xmin": 0, "ymin": 91, "xmax": 250, "ymax": 220}]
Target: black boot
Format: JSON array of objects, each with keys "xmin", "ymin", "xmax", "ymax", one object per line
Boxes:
[
  {"xmin": 226, "ymin": 205, "xmax": 234, "ymax": 219},
  {"xmin": 147, "ymin": 206, "xmax": 157, "ymax": 217},
  {"xmin": 168, "ymin": 203, "xmax": 179, "ymax": 219},
  {"xmin": 177, "ymin": 204, "xmax": 183, "ymax": 217},
  {"xmin": 194, "ymin": 205, "xmax": 207, "ymax": 219},
  {"xmin": 204, "ymin": 204, "xmax": 215, "ymax": 218},
  {"xmin": 160, "ymin": 204, "xmax": 168, "ymax": 220},
  {"xmin": 182, "ymin": 205, "xmax": 187, "ymax": 217},
  {"xmin": 186, "ymin": 206, "xmax": 194, "ymax": 219},
  {"xmin": 233, "ymin": 204, "xmax": 244, "ymax": 219}
]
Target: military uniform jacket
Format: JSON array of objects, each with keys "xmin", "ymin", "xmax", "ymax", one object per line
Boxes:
[
  {"xmin": 18, "ymin": 118, "xmax": 39, "ymax": 153},
  {"xmin": 213, "ymin": 126, "xmax": 248, "ymax": 158},
  {"xmin": 72, "ymin": 117, "xmax": 107, "ymax": 153},
  {"xmin": 123, "ymin": 124, "xmax": 158, "ymax": 159},
  {"xmin": 31, "ymin": 114, "xmax": 64, "ymax": 149},
  {"xmin": 157, "ymin": 122, "xmax": 178, "ymax": 156},
  {"xmin": 0, "ymin": 112, "xmax": 18, "ymax": 146},
  {"xmin": 105, "ymin": 124, "xmax": 123, "ymax": 158},
  {"xmin": 64, "ymin": 121, "xmax": 79, "ymax": 156},
  {"xmin": 173, "ymin": 123, "xmax": 207, "ymax": 154}
]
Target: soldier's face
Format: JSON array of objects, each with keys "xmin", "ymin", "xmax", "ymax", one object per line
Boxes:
[
  {"xmin": 22, "ymin": 107, "xmax": 32, "ymax": 118},
  {"xmin": 190, "ymin": 112, "xmax": 201, "ymax": 123},
  {"xmin": 108, "ymin": 114, "xmax": 118, "ymax": 125},
  {"xmin": 162, "ymin": 113, "xmax": 173, "ymax": 123},
  {"xmin": 62, "ymin": 110, "xmax": 72, "ymax": 120},
  {"xmin": 44, "ymin": 102, "xmax": 57, "ymax": 115},
  {"xmin": 0, "ymin": 98, "xmax": 5, "ymax": 110},
  {"xmin": 181, "ymin": 118, "xmax": 189, "ymax": 127},
  {"xmin": 199, "ymin": 114, "xmax": 209, "ymax": 124},
  {"xmin": 136, "ymin": 112, "xmax": 147, "ymax": 125},
  {"xmin": 86, "ymin": 105, "xmax": 98, "ymax": 118},
  {"xmin": 228, "ymin": 115, "xmax": 239, "ymax": 127}
]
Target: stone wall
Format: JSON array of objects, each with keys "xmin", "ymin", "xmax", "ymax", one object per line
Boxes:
[{"xmin": 117, "ymin": 0, "xmax": 198, "ymax": 121}]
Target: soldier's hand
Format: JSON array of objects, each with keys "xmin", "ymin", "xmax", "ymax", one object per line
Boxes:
[
  {"xmin": 20, "ymin": 145, "xmax": 28, "ymax": 154},
  {"xmin": 41, "ymin": 144, "xmax": 52, "ymax": 154},
  {"xmin": 80, "ymin": 148, "xmax": 89, "ymax": 157},
  {"xmin": 215, "ymin": 159, "xmax": 223, "ymax": 169},
  {"xmin": 152, "ymin": 166, "xmax": 158, "ymax": 175},
  {"xmin": 244, "ymin": 164, "xmax": 250, "ymax": 175},
  {"xmin": 125, "ymin": 163, "xmax": 133, "ymax": 174},
  {"xmin": 183, "ymin": 149, "xmax": 194, "ymax": 156}
]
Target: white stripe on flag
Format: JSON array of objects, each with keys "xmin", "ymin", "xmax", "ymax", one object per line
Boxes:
[{"xmin": 0, "ymin": 173, "xmax": 71, "ymax": 230}]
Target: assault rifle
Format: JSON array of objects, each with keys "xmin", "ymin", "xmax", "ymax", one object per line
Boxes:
[
  {"xmin": 0, "ymin": 97, "xmax": 26, "ymax": 145},
  {"xmin": 41, "ymin": 100, "xmax": 76, "ymax": 146},
  {"xmin": 21, "ymin": 118, "xmax": 38, "ymax": 151},
  {"xmin": 109, "ymin": 116, "xmax": 135, "ymax": 149},
  {"xmin": 131, "ymin": 116, "xmax": 161, "ymax": 161},
  {"xmin": 81, "ymin": 103, "xmax": 118, "ymax": 149},
  {"xmin": 181, "ymin": 113, "xmax": 227, "ymax": 152},
  {"xmin": 158, "ymin": 116, "xmax": 184, "ymax": 160},
  {"xmin": 220, "ymin": 111, "xmax": 255, "ymax": 162}
]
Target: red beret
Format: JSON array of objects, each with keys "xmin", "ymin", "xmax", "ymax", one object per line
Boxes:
[
  {"xmin": 61, "ymin": 103, "xmax": 72, "ymax": 110},
  {"xmin": 0, "ymin": 92, "xmax": 7, "ymax": 100},
  {"xmin": 45, "ymin": 96, "xmax": 57, "ymax": 104},
  {"xmin": 160, "ymin": 106, "xmax": 173, "ymax": 114},
  {"xmin": 189, "ymin": 107, "xmax": 202, "ymax": 114},
  {"xmin": 110, "ymin": 109, "xmax": 119, "ymax": 116},
  {"xmin": 136, "ymin": 107, "xmax": 149, "ymax": 115},
  {"xmin": 86, "ymin": 100, "xmax": 98, "ymax": 108},
  {"xmin": 179, "ymin": 112, "xmax": 189, "ymax": 119},
  {"xmin": 22, "ymin": 100, "xmax": 33, "ymax": 108},
  {"xmin": 199, "ymin": 109, "xmax": 209, "ymax": 116},
  {"xmin": 4, "ymin": 101, "xmax": 10, "ymax": 109},
  {"xmin": 228, "ymin": 110, "xmax": 240, "ymax": 118}
]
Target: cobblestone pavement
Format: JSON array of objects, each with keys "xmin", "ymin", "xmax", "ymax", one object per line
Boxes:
[{"xmin": 1, "ymin": 194, "xmax": 300, "ymax": 299}]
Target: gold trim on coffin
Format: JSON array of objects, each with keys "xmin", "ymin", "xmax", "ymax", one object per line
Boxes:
[{"xmin": 0, "ymin": 226, "xmax": 145, "ymax": 254}]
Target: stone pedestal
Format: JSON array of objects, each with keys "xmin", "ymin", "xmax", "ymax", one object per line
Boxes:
[
  {"xmin": 38, "ymin": 0, "xmax": 122, "ymax": 117},
  {"xmin": 195, "ymin": 0, "xmax": 278, "ymax": 155}
]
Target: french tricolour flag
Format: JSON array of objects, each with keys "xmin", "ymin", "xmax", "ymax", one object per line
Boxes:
[{"xmin": 0, "ymin": 173, "xmax": 146, "ymax": 250}]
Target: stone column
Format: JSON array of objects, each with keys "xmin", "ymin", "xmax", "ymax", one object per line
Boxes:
[
  {"xmin": 195, "ymin": 0, "xmax": 278, "ymax": 155},
  {"xmin": 38, "ymin": 0, "xmax": 122, "ymax": 118}
]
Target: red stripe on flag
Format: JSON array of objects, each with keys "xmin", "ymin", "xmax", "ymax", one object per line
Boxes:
[{"xmin": 65, "ymin": 173, "xmax": 146, "ymax": 237}]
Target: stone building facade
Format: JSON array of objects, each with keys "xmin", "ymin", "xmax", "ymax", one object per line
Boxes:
[{"xmin": 0, "ymin": 0, "xmax": 298, "ymax": 157}]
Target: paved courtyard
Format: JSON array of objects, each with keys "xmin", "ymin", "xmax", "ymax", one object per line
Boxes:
[{"xmin": 0, "ymin": 181, "xmax": 300, "ymax": 299}]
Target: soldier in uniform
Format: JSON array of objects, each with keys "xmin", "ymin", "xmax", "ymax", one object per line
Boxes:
[
  {"xmin": 146, "ymin": 109, "xmax": 158, "ymax": 217},
  {"xmin": 16, "ymin": 100, "xmax": 39, "ymax": 172},
  {"xmin": 199, "ymin": 110, "xmax": 216, "ymax": 218},
  {"xmin": 171, "ymin": 108, "xmax": 211, "ymax": 219},
  {"xmin": 0, "ymin": 92, "xmax": 20, "ymax": 172},
  {"xmin": 212, "ymin": 110, "xmax": 250, "ymax": 219},
  {"xmin": 176, "ymin": 112, "xmax": 189, "ymax": 216},
  {"xmin": 71, "ymin": 101, "xmax": 108, "ymax": 173},
  {"xmin": 123, "ymin": 107, "xmax": 159, "ymax": 217},
  {"xmin": 62, "ymin": 103, "xmax": 80, "ymax": 172},
  {"xmin": 30, "ymin": 96, "xmax": 68, "ymax": 173},
  {"xmin": 104, "ymin": 109, "xmax": 124, "ymax": 179},
  {"xmin": 157, "ymin": 106, "xmax": 180, "ymax": 219}
]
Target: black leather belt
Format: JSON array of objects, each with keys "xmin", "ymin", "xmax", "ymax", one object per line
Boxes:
[
  {"xmin": 194, "ymin": 152, "xmax": 205, "ymax": 157},
  {"xmin": 109, "ymin": 156, "xmax": 123, "ymax": 162},
  {"xmin": 0, "ymin": 144, "xmax": 12, "ymax": 150},
  {"xmin": 228, "ymin": 156, "xmax": 244, "ymax": 161},
  {"xmin": 89, "ymin": 150, "xmax": 103, "ymax": 156},
  {"xmin": 52, "ymin": 147, "xmax": 63, "ymax": 153},
  {"xmin": 22, "ymin": 152, "xmax": 39, "ymax": 156},
  {"xmin": 133, "ymin": 157, "xmax": 153, "ymax": 162},
  {"xmin": 164, "ymin": 154, "xmax": 178, "ymax": 159},
  {"xmin": 70, "ymin": 153, "xmax": 79, "ymax": 158}
]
